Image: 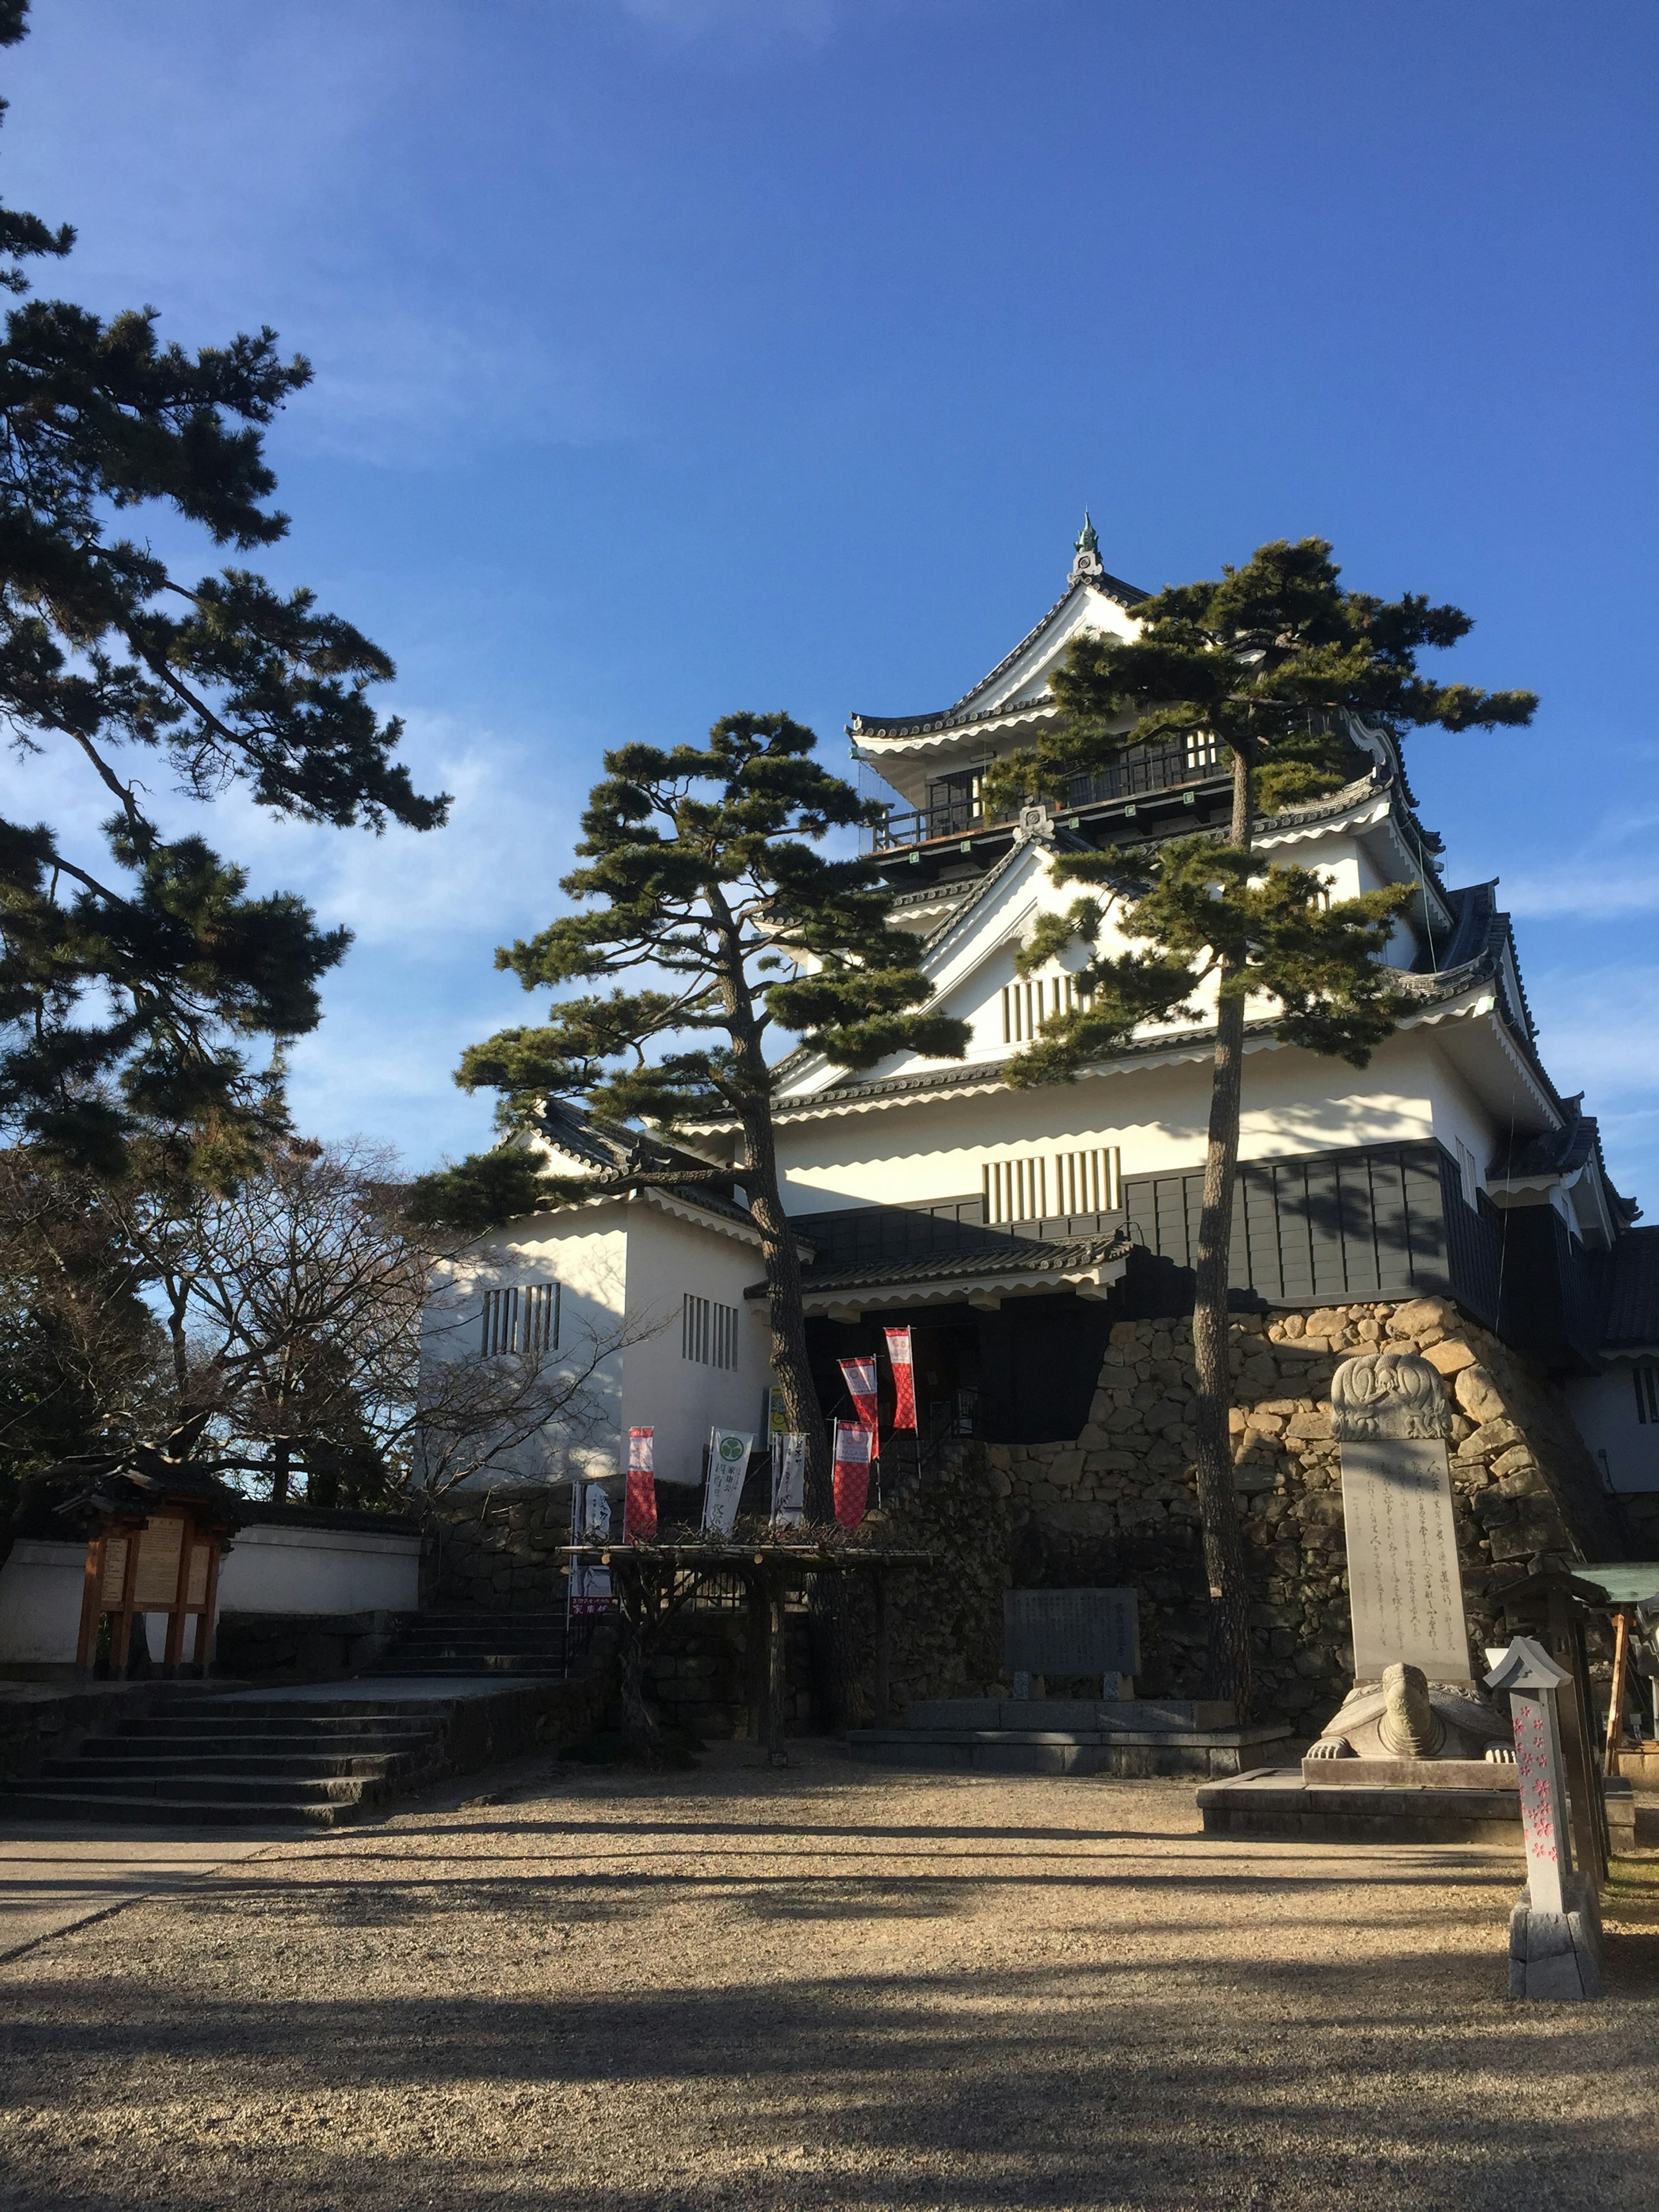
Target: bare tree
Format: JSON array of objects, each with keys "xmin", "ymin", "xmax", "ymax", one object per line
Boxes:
[{"xmin": 1, "ymin": 1135, "xmax": 657, "ymax": 1528}]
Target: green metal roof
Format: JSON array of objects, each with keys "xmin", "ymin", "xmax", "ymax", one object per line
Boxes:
[{"xmin": 1573, "ymin": 1563, "xmax": 1659, "ymax": 1605}]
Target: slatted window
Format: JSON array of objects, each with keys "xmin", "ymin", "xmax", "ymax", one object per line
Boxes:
[
  {"xmin": 682, "ymin": 1293, "xmax": 738, "ymax": 1370},
  {"xmin": 983, "ymin": 1145, "xmax": 1122, "ymax": 1224},
  {"xmin": 1000, "ymin": 971, "xmax": 1085, "ymax": 1044},
  {"xmin": 1185, "ymin": 731, "xmax": 1220, "ymax": 775},
  {"xmin": 480, "ymin": 1281, "xmax": 560, "ymax": 1356},
  {"xmin": 1634, "ymin": 1361, "xmax": 1659, "ymax": 1427},
  {"xmin": 1453, "ymin": 1138, "xmax": 1482, "ymax": 1212}
]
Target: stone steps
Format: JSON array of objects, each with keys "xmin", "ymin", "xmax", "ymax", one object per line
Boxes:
[
  {"xmin": 364, "ymin": 1609, "xmax": 571, "ymax": 1680},
  {"xmin": 848, "ymin": 1699, "xmax": 1293, "ymax": 1780},
  {"xmin": 1, "ymin": 1694, "xmax": 455, "ymax": 1827},
  {"xmin": 1, "ymin": 1790, "xmax": 346, "ymax": 1829}
]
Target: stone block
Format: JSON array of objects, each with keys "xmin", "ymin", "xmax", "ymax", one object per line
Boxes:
[
  {"xmin": 1456, "ymin": 1416, "xmax": 1525, "ymax": 1461},
  {"xmin": 1386, "ymin": 1296, "xmax": 1456, "ymax": 1338},
  {"xmin": 1489, "ymin": 1444, "xmax": 1536, "ymax": 1481},
  {"xmin": 1285, "ymin": 1408, "xmax": 1332, "ymax": 1440},
  {"xmin": 1454, "ymin": 1364, "xmax": 1507, "ymax": 1424},
  {"xmin": 1421, "ymin": 1338, "xmax": 1477, "ymax": 1376}
]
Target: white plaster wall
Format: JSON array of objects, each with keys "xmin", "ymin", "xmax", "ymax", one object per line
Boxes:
[
  {"xmin": 775, "ymin": 1025, "xmax": 1452, "ymax": 1214},
  {"xmin": 1564, "ymin": 1364, "xmax": 1659, "ymax": 1494},
  {"xmin": 619, "ymin": 1199, "xmax": 771, "ymax": 1489},
  {"xmin": 828, "ymin": 817, "xmax": 1424, "ymax": 1096},
  {"xmin": 419, "ymin": 1211, "xmax": 631, "ymax": 1487},
  {"xmin": 417, "ymin": 1195, "xmax": 769, "ymax": 1492},
  {"xmin": 216, "ymin": 1526, "xmax": 422, "ymax": 1615},
  {"xmin": 0, "ymin": 1540, "xmax": 84, "ymax": 1664}
]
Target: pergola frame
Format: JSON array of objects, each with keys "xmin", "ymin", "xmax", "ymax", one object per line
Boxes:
[{"xmin": 565, "ymin": 1540, "xmax": 932, "ymax": 1759}]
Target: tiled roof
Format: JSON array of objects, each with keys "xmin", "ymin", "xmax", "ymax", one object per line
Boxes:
[
  {"xmin": 1604, "ymin": 1227, "xmax": 1659, "ymax": 1347},
  {"xmin": 849, "ymin": 568, "xmax": 1145, "ymax": 742},
  {"xmin": 747, "ymin": 1224, "xmax": 1132, "ymax": 1300},
  {"xmin": 537, "ymin": 1100, "xmax": 757, "ymax": 1231}
]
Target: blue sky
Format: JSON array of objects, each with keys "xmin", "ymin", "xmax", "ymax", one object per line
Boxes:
[{"xmin": 7, "ymin": 0, "xmax": 1656, "ymax": 1193}]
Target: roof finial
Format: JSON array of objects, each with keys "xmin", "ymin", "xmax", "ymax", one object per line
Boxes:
[{"xmin": 1069, "ymin": 509, "xmax": 1104, "ymax": 585}]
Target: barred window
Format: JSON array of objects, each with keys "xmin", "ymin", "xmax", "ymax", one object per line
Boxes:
[
  {"xmin": 983, "ymin": 1145, "xmax": 1122, "ymax": 1224},
  {"xmin": 1634, "ymin": 1361, "xmax": 1659, "ymax": 1427},
  {"xmin": 1001, "ymin": 970, "xmax": 1086, "ymax": 1045},
  {"xmin": 480, "ymin": 1281, "xmax": 560, "ymax": 1357},
  {"xmin": 682, "ymin": 1292, "xmax": 738, "ymax": 1370}
]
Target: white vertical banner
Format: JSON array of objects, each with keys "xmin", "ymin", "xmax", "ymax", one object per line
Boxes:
[
  {"xmin": 583, "ymin": 1485, "xmax": 612, "ymax": 1539},
  {"xmin": 772, "ymin": 1432, "xmax": 807, "ymax": 1532},
  {"xmin": 703, "ymin": 1428, "xmax": 753, "ymax": 1537}
]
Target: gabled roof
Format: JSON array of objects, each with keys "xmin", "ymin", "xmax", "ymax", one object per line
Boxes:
[
  {"xmin": 534, "ymin": 1100, "xmax": 758, "ymax": 1233},
  {"xmin": 848, "ymin": 529, "xmax": 1145, "ymax": 744}
]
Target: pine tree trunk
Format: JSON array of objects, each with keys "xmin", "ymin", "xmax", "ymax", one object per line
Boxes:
[
  {"xmin": 1189, "ymin": 742, "xmax": 1255, "ymax": 1716},
  {"xmin": 711, "ymin": 903, "xmax": 844, "ymax": 1729}
]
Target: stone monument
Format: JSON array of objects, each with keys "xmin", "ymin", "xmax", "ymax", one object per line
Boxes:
[
  {"xmin": 1306, "ymin": 1351, "xmax": 1516, "ymax": 1781},
  {"xmin": 1487, "ymin": 1636, "xmax": 1602, "ymax": 2000},
  {"xmin": 1004, "ymin": 1587, "xmax": 1139, "ymax": 1701}
]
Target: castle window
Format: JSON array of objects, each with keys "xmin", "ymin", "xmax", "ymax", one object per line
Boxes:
[
  {"xmin": 1001, "ymin": 970, "xmax": 1086, "ymax": 1044},
  {"xmin": 1634, "ymin": 1361, "xmax": 1659, "ymax": 1426},
  {"xmin": 683, "ymin": 1293, "xmax": 738, "ymax": 1370},
  {"xmin": 1454, "ymin": 1138, "xmax": 1482, "ymax": 1211},
  {"xmin": 984, "ymin": 1145, "xmax": 1122, "ymax": 1224},
  {"xmin": 480, "ymin": 1281, "xmax": 560, "ymax": 1357}
]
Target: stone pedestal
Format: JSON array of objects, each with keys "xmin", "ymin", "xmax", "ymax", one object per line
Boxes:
[{"xmin": 1510, "ymin": 1871, "xmax": 1602, "ymax": 2001}]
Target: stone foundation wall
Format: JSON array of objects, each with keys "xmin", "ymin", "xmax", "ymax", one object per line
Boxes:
[
  {"xmin": 985, "ymin": 1296, "xmax": 1629, "ymax": 1727},
  {"xmin": 413, "ymin": 1301, "xmax": 1634, "ymax": 1736},
  {"xmin": 425, "ymin": 1489, "xmax": 571, "ymax": 1611},
  {"xmin": 648, "ymin": 1609, "xmax": 815, "ymax": 1742}
]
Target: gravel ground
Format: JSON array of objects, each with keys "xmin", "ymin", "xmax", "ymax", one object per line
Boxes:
[{"xmin": 1, "ymin": 1740, "xmax": 1656, "ymax": 2212}]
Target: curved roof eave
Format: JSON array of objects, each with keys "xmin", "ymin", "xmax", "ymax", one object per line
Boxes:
[{"xmin": 848, "ymin": 568, "xmax": 1145, "ymax": 741}]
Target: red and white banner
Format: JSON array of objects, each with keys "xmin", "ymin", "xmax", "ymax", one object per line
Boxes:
[
  {"xmin": 838, "ymin": 1355, "xmax": 879, "ymax": 1437},
  {"xmin": 832, "ymin": 1420, "xmax": 872, "ymax": 1530},
  {"xmin": 623, "ymin": 1426, "xmax": 657, "ymax": 1541},
  {"xmin": 884, "ymin": 1326, "xmax": 916, "ymax": 1431}
]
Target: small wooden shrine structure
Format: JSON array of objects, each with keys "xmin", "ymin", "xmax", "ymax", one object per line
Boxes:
[
  {"xmin": 50, "ymin": 1449, "xmax": 243, "ymax": 1677},
  {"xmin": 565, "ymin": 1537, "xmax": 932, "ymax": 1758}
]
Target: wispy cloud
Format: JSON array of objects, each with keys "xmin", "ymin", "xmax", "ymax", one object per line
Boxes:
[
  {"xmin": 1528, "ymin": 962, "xmax": 1659, "ymax": 1196},
  {"xmin": 5, "ymin": 3, "xmax": 625, "ymax": 466},
  {"xmin": 1502, "ymin": 805, "xmax": 1659, "ymax": 922},
  {"xmin": 207, "ymin": 717, "xmax": 582, "ymax": 951}
]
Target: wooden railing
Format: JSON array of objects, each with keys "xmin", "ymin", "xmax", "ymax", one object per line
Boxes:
[{"xmin": 868, "ymin": 741, "xmax": 1220, "ymax": 852}]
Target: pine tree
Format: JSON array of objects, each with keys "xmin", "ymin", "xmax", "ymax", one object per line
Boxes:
[
  {"xmin": 410, "ymin": 712, "xmax": 969, "ymax": 1517},
  {"xmin": 984, "ymin": 538, "xmax": 1535, "ymax": 1711},
  {"xmin": 0, "ymin": 1, "xmax": 446, "ymax": 1180}
]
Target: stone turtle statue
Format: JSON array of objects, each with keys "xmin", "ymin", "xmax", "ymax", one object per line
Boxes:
[{"xmin": 1307, "ymin": 1661, "xmax": 1516, "ymax": 1763}]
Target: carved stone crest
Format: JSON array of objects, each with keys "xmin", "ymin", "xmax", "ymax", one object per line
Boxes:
[
  {"xmin": 1329, "ymin": 1351, "xmax": 1451, "ymax": 1442},
  {"xmin": 1013, "ymin": 801, "xmax": 1054, "ymax": 844}
]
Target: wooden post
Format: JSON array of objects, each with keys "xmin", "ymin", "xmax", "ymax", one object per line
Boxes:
[
  {"xmin": 111, "ymin": 1520, "xmax": 141, "ymax": 1674},
  {"xmin": 1604, "ymin": 1609, "xmax": 1631, "ymax": 1773},
  {"xmin": 164, "ymin": 1516, "xmax": 193, "ymax": 1671},
  {"xmin": 76, "ymin": 1532, "xmax": 106, "ymax": 1673},
  {"xmin": 873, "ymin": 1569, "xmax": 892, "ymax": 1726},
  {"xmin": 740, "ymin": 1561, "xmax": 768, "ymax": 1749},
  {"xmin": 763, "ymin": 1564, "xmax": 789, "ymax": 1764},
  {"xmin": 195, "ymin": 1534, "xmax": 222, "ymax": 1671},
  {"xmin": 1546, "ymin": 1585, "xmax": 1608, "ymax": 1888}
]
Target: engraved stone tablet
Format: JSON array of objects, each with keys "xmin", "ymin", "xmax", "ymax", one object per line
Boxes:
[
  {"xmin": 1004, "ymin": 1587, "xmax": 1139, "ymax": 1678},
  {"xmin": 1331, "ymin": 1352, "xmax": 1471, "ymax": 1684}
]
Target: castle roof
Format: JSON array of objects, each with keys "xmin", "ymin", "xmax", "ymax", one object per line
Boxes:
[
  {"xmin": 1602, "ymin": 1227, "xmax": 1659, "ymax": 1348},
  {"xmin": 847, "ymin": 519, "xmax": 1144, "ymax": 751}
]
